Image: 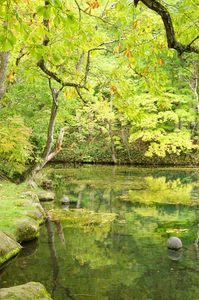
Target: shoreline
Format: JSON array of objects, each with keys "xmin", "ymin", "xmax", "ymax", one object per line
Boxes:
[
  {"xmin": 0, "ymin": 182, "xmax": 54, "ymax": 268},
  {"xmin": 0, "ymin": 181, "xmax": 54, "ymax": 299}
]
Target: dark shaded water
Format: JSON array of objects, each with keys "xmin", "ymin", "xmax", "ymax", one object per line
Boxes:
[{"xmin": 1, "ymin": 166, "xmax": 199, "ymax": 300}]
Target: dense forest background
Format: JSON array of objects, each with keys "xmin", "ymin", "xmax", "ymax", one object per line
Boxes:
[{"xmin": 0, "ymin": 0, "xmax": 198, "ymax": 178}]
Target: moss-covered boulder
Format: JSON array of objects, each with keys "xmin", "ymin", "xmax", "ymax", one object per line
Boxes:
[
  {"xmin": 0, "ymin": 282, "xmax": 52, "ymax": 299},
  {"xmin": 0, "ymin": 231, "xmax": 21, "ymax": 268},
  {"xmin": 25, "ymin": 202, "xmax": 46, "ymax": 225},
  {"xmin": 15, "ymin": 217, "xmax": 39, "ymax": 242},
  {"xmin": 21, "ymin": 191, "xmax": 40, "ymax": 203},
  {"xmin": 25, "ymin": 210, "xmax": 44, "ymax": 224},
  {"xmin": 37, "ymin": 191, "xmax": 55, "ymax": 202},
  {"xmin": 22, "ymin": 199, "xmax": 46, "ymax": 222}
]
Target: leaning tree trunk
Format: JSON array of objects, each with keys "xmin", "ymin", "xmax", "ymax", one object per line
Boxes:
[
  {"xmin": 30, "ymin": 86, "xmax": 65, "ymax": 179},
  {"xmin": 0, "ymin": 51, "xmax": 10, "ymax": 107}
]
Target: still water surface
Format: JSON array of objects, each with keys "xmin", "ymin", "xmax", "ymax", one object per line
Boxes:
[{"xmin": 0, "ymin": 165, "xmax": 199, "ymax": 300}]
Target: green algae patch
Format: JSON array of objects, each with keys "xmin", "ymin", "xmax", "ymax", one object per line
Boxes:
[
  {"xmin": 49, "ymin": 208, "xmax": 116, "ymax": 235},
  {"xmin": 0, "ymin": 231, "xmax": 22, "ymax": 268},
  {"xmin": 0, "ymin": 282, "xmax": 52, "ymax": 300}
]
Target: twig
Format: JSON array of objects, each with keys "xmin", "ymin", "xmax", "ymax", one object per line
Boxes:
[
  {"xmin": 74, "ymin": 0, "xmax": 113, "ymax": 25},
  {"xmin": 188, "ymin": 36, "xmax": 199, "ymax": 48},
  {"xmin": 75, "ymin": 87, "xmax": 87, "ymax": 103}
]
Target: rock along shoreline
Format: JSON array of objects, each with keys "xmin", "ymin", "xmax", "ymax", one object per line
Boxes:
[{"xmin": 0, "ymin": 183, "xmax": 55, "ymax": 299}]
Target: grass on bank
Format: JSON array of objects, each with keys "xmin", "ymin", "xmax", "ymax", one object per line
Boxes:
[{"xmin": 0, "ymin": 181, "xmax": 40, "ymax": 239}]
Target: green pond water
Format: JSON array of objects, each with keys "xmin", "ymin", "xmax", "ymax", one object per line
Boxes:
[{"xmin": 1, "ymin": 165, "xmax": 199, "ymax": 300}]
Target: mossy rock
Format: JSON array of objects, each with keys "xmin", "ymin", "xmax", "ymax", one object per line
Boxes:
[
  {"xmin": 0, "ymin": 231, "xmax": 22, "ymax": 268},
  {"xmin": 37, "ymin": 191, "xmax": 55, "ymax": 202},
  {"xmin": 0, "ymin": 282, "xmax": 52, "ymax": 299},
  {"xmin": 21, "ymin": 191, "xmax": 40, "ymax": 203},
  {"xmin": 41, "ymin": 179, "xmax": 53, "ymax": 190},
  {"xmin": 25, "ymin": 210, "xmax": 44, "ymax": 224},
  {"xmin": 15, "ymin": 217, "xmax": 39, "ymax": 242},
  {"xmin": 25, "ymin": 203, "xmax": 46, "ymax": 224},
  {"xmin": 34, "ymin": 202, "xmax": 46, "ymax": 218}
]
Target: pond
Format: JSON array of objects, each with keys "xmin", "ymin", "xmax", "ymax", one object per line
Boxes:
[{"xmin": 0, "ymin": 165, "xmax": 199, "ymax": 300}]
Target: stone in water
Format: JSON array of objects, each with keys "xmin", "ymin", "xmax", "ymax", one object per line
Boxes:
[{"xmin": 167, "ymin": 237, "xmax": 182, "ymax": 250}]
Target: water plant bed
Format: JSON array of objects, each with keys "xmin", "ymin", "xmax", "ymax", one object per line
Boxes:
[{"xmin": 49, "ymin": 209, "xmax": 116, "ymax": 234}]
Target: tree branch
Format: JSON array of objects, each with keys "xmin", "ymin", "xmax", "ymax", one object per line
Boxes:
[
  {"xmin": 47, "ymin": 127, "xmax": 65, "ymax": 161},
  {"xmin": 138, "ymin": 0, "xmax": 199, "ymax": 55},
  {"xmin": 74, "ymin": 0, "xmax": 112, "ymax": 25},
  {"xmin": 37, "ymin": 58, "xmax": 82, "ymax": 87},
  {"xmin": 75, "ymin": 87, "xmax": 87, "ymax": 103},
  {"xmin": 188, "ymin": 36, "xmax": 199, "ymax": 48},
  {"xmin": 83, "ymin": 47, "xmax": 106, "ymax": 87},
  {"xmin": 37, "ymin": 46, "xmax": 110, "ymax": 89}
]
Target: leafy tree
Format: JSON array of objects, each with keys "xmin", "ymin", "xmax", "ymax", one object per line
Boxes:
[
  {"xmin": 0, "ymin": 116, "xmax": 33, "ymax": 176},
  {"xmin": 0, "ymin": 0, "xmax": 198, "ymax": 177}
]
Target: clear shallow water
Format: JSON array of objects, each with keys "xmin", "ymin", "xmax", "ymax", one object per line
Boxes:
[{"xmin": 1, "ymin": 165, "xmax": 199, "ymax": 300}]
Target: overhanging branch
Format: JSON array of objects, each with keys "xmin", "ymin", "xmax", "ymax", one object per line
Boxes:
[
  {"xmin": 138, "ymin": 0, "xmax": 199, "ymax": 55},
  {"xmin": 37, "ymin": 43, "xmax": 115, "ymax": 89}
]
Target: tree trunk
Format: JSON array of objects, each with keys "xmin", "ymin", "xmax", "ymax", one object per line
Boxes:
[
  {"xmin": 121, "ymin": 126, "xmax": 132, "ymax": 163},
  {"xmin": 43, "ymin": 93, "xmax": 58, "ymax": 159},
  {"xmin": 29, "ymin": 88, "xmax": 65, "ymax": 179},
  {"xmin": 108, "ymin": 121, "xmax": 117, "ymax": 164},
  {"xmin": 0, "ymin": 51, "xmax": 10, "ymax": 107}
]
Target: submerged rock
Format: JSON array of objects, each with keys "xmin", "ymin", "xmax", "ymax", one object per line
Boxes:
[
  {"xmin": 61, "ymin": 195, "xmax": 70, "ymax": 204},
  {"xmin": 15, "ymin": 217, "xmax": 39, "ymax": 242},
  {"xmin": 167, "ymin": 237, "xmax": 182, "ymax": 250},
  {"xmin": 61, "ymin": 204, "xmax": 70, "ymax": 210},
  {"xmin": 0, "ymin": 282, "xmax": 52, "ymax": 299},
  {"xmin": 37, "ymin": 191, "xmax": 55, "ymax": 202},
  {"xmin": 19, "ymin": 240, "xmax": 38, "ymax": 258},
  {"xmin": 60, "ymin": 195, "xmax": 78, "ymax": 205},
  {"xmin": 0, "ymin": 231, "xmax": 22, "ymax": 268}
]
